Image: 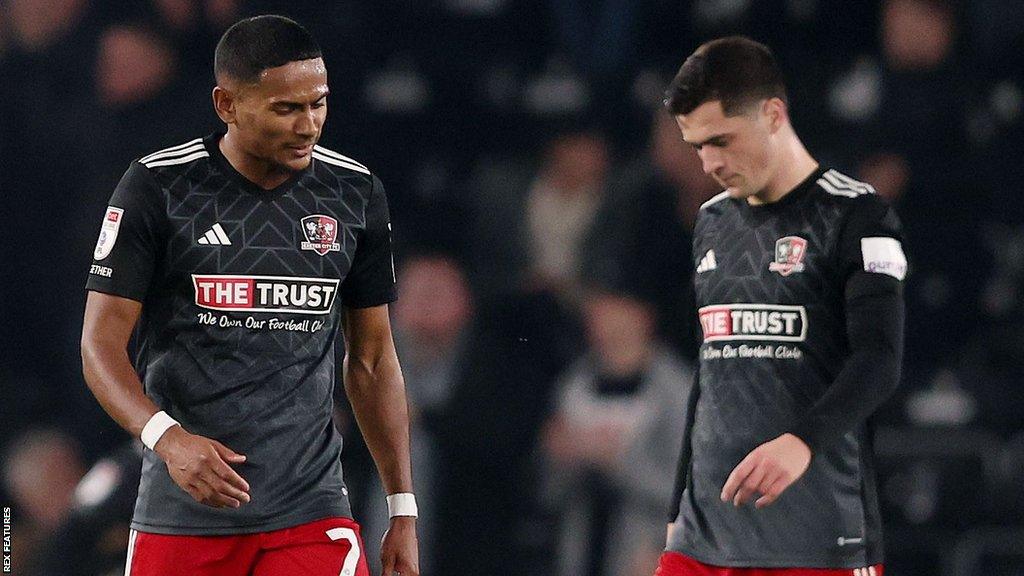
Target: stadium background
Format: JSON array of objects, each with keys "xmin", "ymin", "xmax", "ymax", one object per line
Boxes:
[{"xmin": 1, "ymin": 0, "xmax": 1023, "ymax": 574}]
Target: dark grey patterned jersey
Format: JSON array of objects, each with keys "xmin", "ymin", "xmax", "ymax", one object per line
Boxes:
[
  {"xmin": 668, "ymin": 167, "xmax": 908, "ymax": 567},
  {"xmin": 85, "ymin": 133, "xmax": 396, "ymax": 535}
]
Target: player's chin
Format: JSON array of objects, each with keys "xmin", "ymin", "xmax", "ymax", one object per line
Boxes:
[
  {"xmin": 727, "ymin": 180, "xmax": 762, "ymax": 198},
  {"xmin": 280, "ymin": 153, "xmax": 313, "ymax": 172}
]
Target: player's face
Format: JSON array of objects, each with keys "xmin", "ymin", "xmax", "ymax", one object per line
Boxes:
[
  {"xmin": 675, "ymin": 100, "xmax": 777, "ymax": 199},
  {"xmin": 233, "ymin": 58, "xmax": 329, "ymax": 172}
]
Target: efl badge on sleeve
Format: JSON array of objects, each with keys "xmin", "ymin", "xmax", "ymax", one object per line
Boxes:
[
  {"xmin": 861, "ymin": 237, "xmax": 907, "ymax": 281},
  {"xmin": 300, "ymin": 214, "xmax": 341, "ymax": 256},
  {"xmin": 93, "ymin": 206, "xmax": 124, "ymax": 261},
  {"xmin": 769, "ymin": 236, "xmax": 807, "ymax": 276}
]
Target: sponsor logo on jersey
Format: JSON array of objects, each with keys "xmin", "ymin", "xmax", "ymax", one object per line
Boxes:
[
  {"xmin": 301, "ymin": 215, "xmax": 341, "ymax": 255},
  {"xmin": 698, "ymin": 304, "xmax": 807, "ymax": 342},
  {"xmin": 197, "ymin": 223, "xmax": 232, "ymax": 246},
  {"xmin": 768, "ymin": 236, "xmax": 807, "ymax": 276},
  {"xmin": 89, "ymin": 264, "xmax": 113, "ymax": 278},
  {"xmin": 191, "ymin": 275, "xmax": 340, "ymax": 314},
  {"xmin": 696, "ymin": 249, "xmax": 717, "ymax": 273},
  {"xmin": 93, "ymin": 206, "xmax": 124, "ymax": 261}
]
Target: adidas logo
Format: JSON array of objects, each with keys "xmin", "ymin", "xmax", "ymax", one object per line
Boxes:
[
  {"xmin": 197, "ymin": 223, "xmax": 232, "ymax": 246},
  {"xmin": 696, "ymin": 249, "xmax": 717, "ymax": 273}
]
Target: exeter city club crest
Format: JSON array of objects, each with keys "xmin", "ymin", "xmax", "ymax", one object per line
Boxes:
[
  {"xmin": 768, "ymin": 236, "xmax": 807, "ymax": 276},
  {"xmin": 300, "ymin": 214, "xmax": 341, "ymax": 256}
]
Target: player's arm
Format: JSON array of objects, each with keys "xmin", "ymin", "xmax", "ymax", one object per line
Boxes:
[
  {"xmin": 81, "ymin": 293, "xmax": 161, "ymax": 443},
  {"xmin": 81, "ymin": 292, "xmax": 251, "ymax": 509},
  {"xmin": 337, "ymin": 173, "xmax": 418, "ymax": 575},
  {"xmin": 666, "ymin": 365, "xmax": 700, "ymax": 537},
  {"xmin": 723, "ymin": 199, "xmax": 906, "ymax": 508},
  {"xmin": 81, "ymin": 161, "xmax": 248, "ymax": 509},
  {"xmin": 788, "ymin": 271, "xmax": 904, "ymax": 452},
  {"xmin": 722, "ymin": 273, "xmax": 904, "ymax": 507},
  {"xmin": 342, "ymin": 305, "xmax": 419, "ymax": 576}
]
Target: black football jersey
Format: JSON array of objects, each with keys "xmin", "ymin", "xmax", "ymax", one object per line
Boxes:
[
  {"xmin": 668, "ymin": 168, "xmax": 907, "ymax": 567},
  {"xmin": 85, "ymin": 133, "xmax": 396, "ymax": 535}
]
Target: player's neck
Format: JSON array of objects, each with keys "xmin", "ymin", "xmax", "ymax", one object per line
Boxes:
[
  {"xmin": 219, "ymin": 132, "xmax": 292, "ymax": 190},
  {"xmin": 749, "ymin": 134, "xmax": 818, "ymax": 205}
]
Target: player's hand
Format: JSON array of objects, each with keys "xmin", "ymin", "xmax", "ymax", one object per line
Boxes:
[
  {"xmin": 380, "ymin": 516, "xmax": 419, "ymax": 576},
  {"xmin": 720, "ymin": 433, "xmax": 811, "ymax": 509},
  {"xmin": 154, "ymin": 426, "xmax": 251, "ymax": 509}
]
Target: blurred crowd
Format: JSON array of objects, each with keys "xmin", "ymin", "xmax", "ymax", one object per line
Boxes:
[{"xmin": 2, "ymin": 0, "xmax": 1023, "ymax": 575}]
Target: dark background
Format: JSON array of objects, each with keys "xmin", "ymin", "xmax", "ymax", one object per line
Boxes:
[{"xmin": 2, "ymin": 0, "xmax": 1023, "ymax": 574}]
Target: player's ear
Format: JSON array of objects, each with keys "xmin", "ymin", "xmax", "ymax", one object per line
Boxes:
[
  {"xmin": 764, "ymin": 98, "xmax": 786, "ymax": 134},
  {"xmin": 212, "ymin": 85, "xmax": 237, "ymax": 124}
]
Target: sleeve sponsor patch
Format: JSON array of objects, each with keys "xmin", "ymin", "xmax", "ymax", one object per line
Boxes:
[
  {"xmin": 860, "ymin": 237, "xmax": 907, "ymax": 280},
  {"xmin": 93, "ymin": 206, "xmax": 124, "ymax": 261}
]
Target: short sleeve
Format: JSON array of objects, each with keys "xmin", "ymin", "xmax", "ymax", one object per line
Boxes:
[
  {"xmin": 340, "ymin": 175, "xmax": 398, "ymax": 308},
  {"xmin": 837, "ymin": 195, "xmax": 908, "ymax": 283},
  {"xmin": 85, "ymin": 162, "xmax": 166, "ymax": 302}
]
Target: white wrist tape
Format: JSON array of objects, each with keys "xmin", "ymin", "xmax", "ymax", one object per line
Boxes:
[
  {"xmin": 386, "ymin": 493, "xmax": 418, "ymax": 518},
  {"xmin": 141, "ymin": 411, "xmax": 180, "ymax": 450}
]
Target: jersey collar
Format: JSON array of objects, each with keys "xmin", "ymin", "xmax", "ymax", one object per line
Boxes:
[
  {"xmin": 204, "ymin": 132, "xmax": 310, "ymax": 198},
  {"xmin": 743, "ymin": 166, "xmax": 826, "ymax": 213}
]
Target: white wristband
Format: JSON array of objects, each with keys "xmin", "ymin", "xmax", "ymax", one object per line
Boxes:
[
  {"xmin": 140, "ymin": 411, "xmax": 180, "ymax": 450},
  {"xmin": 386, "ymin": 493, "xmax": 418, "ymax": 518}
]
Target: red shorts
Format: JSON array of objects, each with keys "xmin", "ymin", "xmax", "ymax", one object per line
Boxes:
[
  {"xmin": 655, "ymin": 551, "xmax": 883, "ymax": 576},
  {"xmin": 125, "ymin": 517, "xmax": 370, "ymax": 576}
]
